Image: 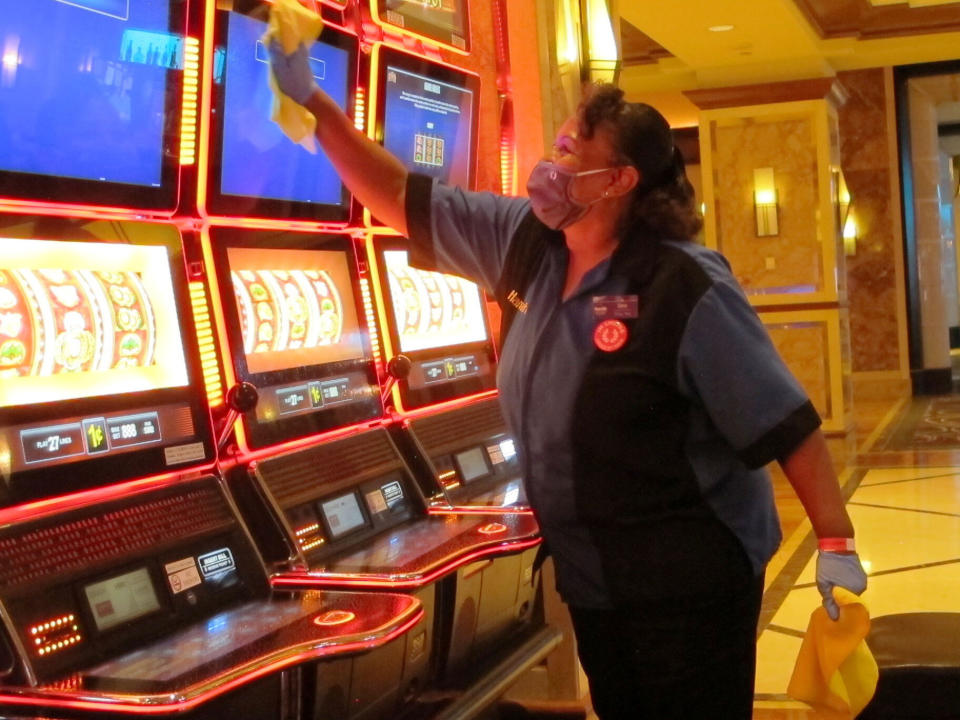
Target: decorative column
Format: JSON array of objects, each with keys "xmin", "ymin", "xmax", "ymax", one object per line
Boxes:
[{"xmin": 686, "ymin": 79, "xmax": 854, "ymax": 451}]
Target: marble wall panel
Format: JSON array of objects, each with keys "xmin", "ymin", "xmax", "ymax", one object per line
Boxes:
[
  {"xmin": 837, "ymin": 69, "xmax": 903, "ymax": 373},
  {"xmin": 765, "ymin": 320, "xmax": 832, "ymax": 421},
  {"xmin": 712, "ymin": 117, "xmax": 822, "ymax": 295}
]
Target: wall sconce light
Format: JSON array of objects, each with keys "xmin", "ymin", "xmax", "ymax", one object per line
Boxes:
[
  {"xmin": 581, "ymin": 0, "xmax": 620, "ymax": 84},
  {"xmin": 753, "ymin": 167, "xmax": 779, "ymax": 237},
  {"xmin": 835, "ymin": 169, "xmax": 852, "ymax": 233},
  {"xmin": 843, "ymin": 214, "xmax": 858, "ymax": 256}
]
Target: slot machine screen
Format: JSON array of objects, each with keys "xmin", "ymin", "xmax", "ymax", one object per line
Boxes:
[
  {"xmin": 370, "ymin": 0, "xmax": 470, "ymax": 53},
  {"xmin": 373, "ymin": 45, "xmax": 478, "ymax": 190},
  {"xmin": 371, "ymin": 237, "xmax": 495, "ymax": 411},
  {"xmin": 0, "ymin": 0, "xmax": 184, "ymax": 210},
  {"xmin": 207, "ymin": 10, "xmax": 357, "ymax": 222},
  {"xmin": 319, "ymin": 491, "xmax": 368, "ymax": 540},
  {"xmin": 0, "ymin": 220, "xmax": 215, "ymax": 506},
  {"xmin": 209, "ymin": 228, "xmax": 382, "ymax": 449}
]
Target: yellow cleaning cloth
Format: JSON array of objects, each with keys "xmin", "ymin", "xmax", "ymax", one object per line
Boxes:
[
  {"xmin": 787, "ymin": 588, "xmax": 879, "ymax": 719},
  {"xmin": 263, "ymin": 0, "xmax": 324, "ymax": 152}
]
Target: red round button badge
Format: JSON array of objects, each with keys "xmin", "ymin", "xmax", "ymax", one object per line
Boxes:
[{"xmin": 593, "ymin": 319, "xmax": 628, "ymax": 352}]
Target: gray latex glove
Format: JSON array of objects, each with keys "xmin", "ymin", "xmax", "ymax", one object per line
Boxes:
[
  {"xmin": 816, "ymin": 550, "xmax": 868, "ymax": 621},
  {"xmin": 267, "ymin": 40, "xmax": 318, "ymax": 105}
]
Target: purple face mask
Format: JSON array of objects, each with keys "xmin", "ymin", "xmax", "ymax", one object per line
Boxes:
[{"xmin": 526, "ymin": 160, "xmax": 614, "ymax": 230}]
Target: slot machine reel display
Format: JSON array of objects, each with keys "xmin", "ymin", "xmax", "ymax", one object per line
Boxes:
[
  {"xmin": 0, "ymin": 224, "xmax": 213, "ymax": 506},
  {"xmin": 203, "ymin": 228, "xmax": 382, "ymax": 452}
]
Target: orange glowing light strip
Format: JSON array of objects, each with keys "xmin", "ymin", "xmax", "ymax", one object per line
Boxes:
[
  {"xmin": 368, "ymin": 1, "xmax": 469, "ymax": 55},
  {"xmin": 179, "ymin": 37, "xmax": 200, "ymax": 165},
  {"xmin": 189, "ymin": 281, "xmax": 224, "ymax": 407},
  {"xmin": 359, "ymin": 276, "xmax": 384, "ymax": 377},
  {"xmin": 354, "ymin": 85, "xmax": 367, "ymax": 132},
  {"xmin": 363, "ymin": 232, "xmax": 402, "ymax": 405},
  {"xmin": 271, "ymin": 536, "xmax": 542, "ymax": 590},
  {"xmin": 0, "ymin": 610, "xmax": 423, "ymax": 715},
  {"xmin": 195, "ymin": 0, "xmax": 216, "ymax": 217}
]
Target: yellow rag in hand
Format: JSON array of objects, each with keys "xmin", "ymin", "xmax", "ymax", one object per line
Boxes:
[
  {"xmin": 263, "ymin": 0, "xmax": 324, "ymax": 152},
  {"xmin": 787, "ymin": 588, "xmax": 879, "ymax": 719}
]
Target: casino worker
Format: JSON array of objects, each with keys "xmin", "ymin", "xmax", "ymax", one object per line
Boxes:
[{"xmin": 269, "ymin": 42, "xmax": 868, "ymax": 719}]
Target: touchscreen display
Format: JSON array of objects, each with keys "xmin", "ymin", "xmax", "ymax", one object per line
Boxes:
[
  {"xmin": 382, "ymin": 65, "xmax": 474, "ymax": 187},
  {"xmin": 84, "ymin": 566, "xmax": 161, "ymax": 632},
  {"xmin": 376, "ymin": 0, "xmax": 469, "ymax": 51},
  {"xmin": 0, "ymin": 0, "xmax": 175, "ymax": 188},
  {"xmin": 320, "ymin": 492, "xmax": 367, "ymax": 539},
  {"xmin": 217, "ymin": 11, "xmax": 351, "ymax": 209},
  {"xmin": 455, "ymin": 446, "xmax": 488, "ymax": 483}
]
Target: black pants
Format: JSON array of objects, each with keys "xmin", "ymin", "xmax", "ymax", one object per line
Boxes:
[{"xmin": 568, "ymin": 572, "xmax": 765, "ymax": 720}]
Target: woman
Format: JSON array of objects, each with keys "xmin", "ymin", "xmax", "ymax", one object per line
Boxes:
[{"xmin": 269, "ymin": 42, "xmax": 867, "ymax": 718}]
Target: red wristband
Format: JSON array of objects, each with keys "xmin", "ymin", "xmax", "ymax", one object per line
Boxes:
[{"xmin": 818, "ymin": 537, "xmax": 855, "ymax": 552}]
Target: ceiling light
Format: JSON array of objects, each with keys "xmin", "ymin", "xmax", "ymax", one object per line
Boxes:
[{"xmin": 708, "ymin": 24, "xmax": 735, "ymax": 32}]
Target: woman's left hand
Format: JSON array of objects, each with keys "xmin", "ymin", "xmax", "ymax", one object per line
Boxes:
[{"xmin": 816, "ymin": 551, "xmax": 868, "ymax": 620}]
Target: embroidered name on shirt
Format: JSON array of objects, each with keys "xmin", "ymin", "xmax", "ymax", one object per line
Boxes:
[{"xmin": 506, "ymin": 289, "xmax": 529, "ymax": 314}]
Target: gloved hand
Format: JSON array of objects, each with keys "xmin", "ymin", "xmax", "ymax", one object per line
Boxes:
[
  {"xmin": 267, "ymin": 40, "xmax": 318, "ymax": 106},
  {"xmin": 816, "ymin": 550, "xmax": 868, "ymax": 621}
]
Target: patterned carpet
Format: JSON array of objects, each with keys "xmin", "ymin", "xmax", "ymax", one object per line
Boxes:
[{"xmin": 871, "ymin": 394, "xmax": 960, "ymax": 450}]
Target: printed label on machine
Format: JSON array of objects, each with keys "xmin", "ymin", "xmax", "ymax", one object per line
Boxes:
[
  {"xmin": 198, "ymin": 548, "xmax": 236, "ymax": 578},
  {"xmin": 164, "ymin": 441, "xmax": 206, "ymax": 466},
  {"xmin": 164, "ymin": 557, "xmax": 202, "ymax": 594}
]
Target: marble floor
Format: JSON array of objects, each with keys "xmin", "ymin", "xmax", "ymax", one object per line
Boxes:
[{"xmin": 754, "ymin": 395, "xmax": 960, "ymax": 718}]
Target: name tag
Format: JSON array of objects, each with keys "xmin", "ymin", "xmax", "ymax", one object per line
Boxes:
[{"xmin": 592, "ymin": 295, "xmax": 639, "ymax": 320}]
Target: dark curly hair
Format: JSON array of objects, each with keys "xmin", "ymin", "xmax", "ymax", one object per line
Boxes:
[{"xmin": 579, "ymin": 84, "xmax": 702, "ymax": 241}]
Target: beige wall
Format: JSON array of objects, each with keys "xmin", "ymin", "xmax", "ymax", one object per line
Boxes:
[{"xmin": 711, "ymin": 115, "xmax": 823, "ymax": 295}]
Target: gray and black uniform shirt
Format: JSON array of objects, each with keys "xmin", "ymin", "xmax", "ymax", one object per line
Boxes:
[{"xmin": 405, "ymin": 173, "xmax": 821, "ymax": 609}]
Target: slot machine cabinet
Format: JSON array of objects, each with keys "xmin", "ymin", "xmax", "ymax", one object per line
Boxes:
[
  {"xmin": 361, "ymin": 44, "xmax": 525, "ymax": 511},
  {"xmin": 365, "ymin": 234, "xmax": 527, "ymax": 511},
  {"xmin": 199, "ymin": 226, "xmax": 446, "ymax": 718},
  {"xmin": 251, "ymin": 428, "xmax": 541, "ymax": 694},
  {"xmin": 0, "ymin": 473, "xmax": 421, "ymax": 719}
]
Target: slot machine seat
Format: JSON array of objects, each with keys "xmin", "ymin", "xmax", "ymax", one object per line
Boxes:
[{"xmin": 858, "ymin": 612, "xmax": 960, "ymax": 719}]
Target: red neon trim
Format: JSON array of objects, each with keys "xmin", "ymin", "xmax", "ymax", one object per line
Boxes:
[
  {"xmin": 0, "ymin": 468, "xmax": 216, "ymax": 527},
  {"xmin": 427, "ymin": 506, "xmax": 534, "ymax": 516},
  {"xmin": 395, "ymin": 390, "xmax": 499, "ymax": 420},
  {"xmin": 270, "ymin": 537, "xmax": 543, "ymax": 590},
  {"xmin": 0, "ymin": 200, "xmax": 175, "ymax": 221},
  {"xmin": 0, "ymin": 611, "xmax": 423, "ymax": 715}
]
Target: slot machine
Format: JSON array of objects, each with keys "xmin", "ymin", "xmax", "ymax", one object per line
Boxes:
[
  {"xmin": 199, "ymin": 4, "xmax": 550, "ymax": 712},
  {"xmin": 0, "ymin": 217, "xmax": 420, "ymax": 719},
  {"xmin": 360, "ymin": 42, "xmax": 543, "ymax": 685},
  {"xmin": 365, "ymin": 44, "xmax": 527, "ymax": 512},
  {"xmin": 0, "ymin": 2, "xmax": 421, "ymax": 716}
]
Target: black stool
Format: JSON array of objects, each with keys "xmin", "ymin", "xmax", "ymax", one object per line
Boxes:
[{"xmin": 858, "ymin": 612, "xmax": 960, "ymax": 719}]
